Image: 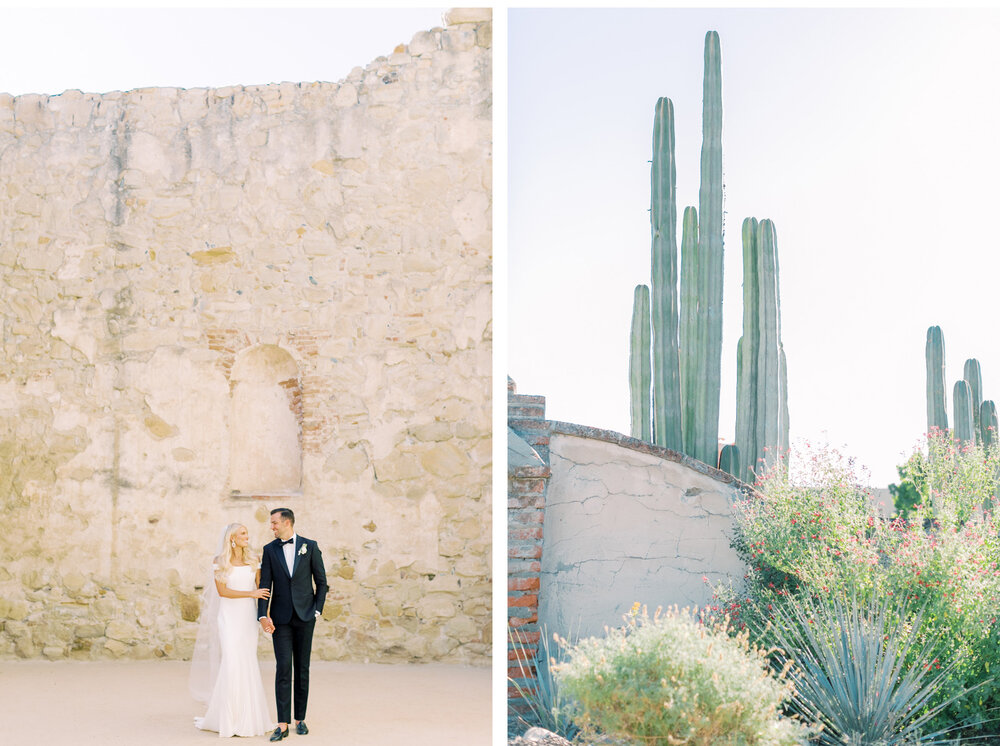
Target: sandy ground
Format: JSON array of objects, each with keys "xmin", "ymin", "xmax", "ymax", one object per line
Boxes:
[{"xmin": 0, "ymin": 659, "xmax": 491, "ymax": 745}]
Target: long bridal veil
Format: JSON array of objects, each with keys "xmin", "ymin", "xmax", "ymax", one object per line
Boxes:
[{"xmin": 188, "ymin": 527, "xmax": 226, "ymax": 703}]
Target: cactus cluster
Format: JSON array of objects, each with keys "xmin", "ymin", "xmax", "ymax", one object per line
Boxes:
[
  {"xmin": 629, "ymin": 31, "xmax": 788, "ymax": 481},
  {"xmin": 735, "ymin": 218, "xmax": 789, "ymax": 477},
  {"xmin": 924, "ymin": 326, "xmax": 997, "ymax": 448}
]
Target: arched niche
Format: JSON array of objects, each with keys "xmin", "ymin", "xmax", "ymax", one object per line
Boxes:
[{"xmin": 228, "ymin": 344, "xmax": 302, "ymax": 496}]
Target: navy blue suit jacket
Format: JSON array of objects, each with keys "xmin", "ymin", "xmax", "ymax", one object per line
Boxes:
[{"xmin": 257, "ymin": 535, "xmax": 328, "ymax": 624}]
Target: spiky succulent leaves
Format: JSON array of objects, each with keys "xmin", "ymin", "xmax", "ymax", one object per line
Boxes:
[
  {"xmin": 765, "ymin": 593, "xmax": 986, "ymax": 746},
  {"xmin": 507, "ymin": 626, "xmax": 580, "ymax": 741},
  {"xmin": 650, "ymin": 97, "xmax": 682, "ymax": 451},
  {"xmin": 629, "ymin": 284, "xmax": 652, "ymax": 442},
  {"xmin": 926, "ymin": 326, "xmax": 948, "ymax": 433}
]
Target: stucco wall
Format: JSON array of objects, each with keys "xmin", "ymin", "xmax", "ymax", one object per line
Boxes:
[
  {"xmin": 538, "ymin": 426, "xmax": 745, "ymax": 639},
  {"xmin": 0, "ymin": 8, "xmax": 491, "ymax": 664}
]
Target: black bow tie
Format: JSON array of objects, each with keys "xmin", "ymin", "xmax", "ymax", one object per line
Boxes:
[{"xmin": 281, "ymin": 538, "xmax": 294, "ymax": 545}]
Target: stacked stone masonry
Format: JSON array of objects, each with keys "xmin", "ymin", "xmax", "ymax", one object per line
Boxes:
[{"xmin": 0, "ymin": 8, "xmax": 492, "ymax": 665}]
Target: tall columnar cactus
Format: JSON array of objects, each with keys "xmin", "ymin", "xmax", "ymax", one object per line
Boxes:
[
  {"xmin": 692, "ymin": 29, "xmax": 725, "ymax": 467},
  {"xmin": 629, "ymin": 284, "xmax": 652, "ymax": 442},
  {"xmin": 981, "ymin": 400, "xmax": 998, "ymax": 447},
  {"xmin": 649, "ymin": 97, "xmax": 683, "ymax": 452},
  {"xmin": 925, "ymin": 326, "xmax": 948, "ymax": 433},
  {"xmin": 735, "ymin": 218, "xmax": 788, "ymax": 478},
  {"xmin": 679, "ymin": 205, "xmax": 699, "ymax": 454},
  {"xmin": 954, "ymin": 380, "xmax": 975, "ymax": 446},
  {"xmin": 628, "ymin": 31, "xmax": 788, "ymax": 477},
  {"xmin": 735, "ymin": 218, "xmax": 759, "ymax": 477},
  {"xmin": 964, "ymin": 359, "xmax": 983, "ymax": 442}
]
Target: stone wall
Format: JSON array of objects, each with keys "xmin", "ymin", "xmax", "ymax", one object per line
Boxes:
[
  {"xmin": 0, "ymin": 8, "xmax": 492, "ymax": 665},
  {"xmin": 538, "ymin": 425, "xmax": 747, "ymax": 640}
]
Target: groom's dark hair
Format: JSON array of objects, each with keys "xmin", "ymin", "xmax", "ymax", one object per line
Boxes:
[{"xmin": 271, "ymin": 507, "xmax": 295, "ymax": 525}]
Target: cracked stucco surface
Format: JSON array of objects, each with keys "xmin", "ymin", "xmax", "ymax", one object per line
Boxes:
[{"xmin": 539, "ymin": 433, "xmax": 745, "ymax": 639}]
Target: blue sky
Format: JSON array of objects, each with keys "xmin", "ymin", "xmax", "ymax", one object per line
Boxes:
[{"xmin": 509, "ymin": 8, "xmax": 1000, "ymax": 487}]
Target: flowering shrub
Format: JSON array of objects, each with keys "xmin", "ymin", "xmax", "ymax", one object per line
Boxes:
[
  {"xmin": 553, "ymin": 604, "xmax": 810, "ymax": 746},
  {"xmin": 728, "ymin": 434, "xmax": 1000, "ymax": 735}
]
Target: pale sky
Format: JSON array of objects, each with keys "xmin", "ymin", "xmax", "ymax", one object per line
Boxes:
[
  {"xmin": 509, "ymin": 8, "xmax": 1000, "ymax": 487},
  {"xmin": 0, "ymin": 7, "xmax": 447, "ymax": 96}
]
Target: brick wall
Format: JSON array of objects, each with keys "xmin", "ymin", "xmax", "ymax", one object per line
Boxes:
[{"xmin": 507, "ymin": 377, "xmax": 549, "ymax": 722}]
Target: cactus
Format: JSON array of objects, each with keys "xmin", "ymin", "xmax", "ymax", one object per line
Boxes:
[
  {"xmin": 965, "ymin": 359, "xmax": 983, "ymax": 442},
  {"xmin": 718, "ymin": 444, "xmax": 740, "ymax": 479},
  {"xmin": 629, "ymin": 284, "xmax": 652, "ymax": 442},
  {"xmin": 735, "ymin": 218, "xmax": 759, "ymax": 477},
  {"xmin": 691, "ymin": 29, "xmax": 725, "ymax": 467},
  {"xmin": 925, "ymin": 326, "xmax": 948, "ymax": 433},
  {"xmin": 629, "ymin": 31, "xmax": 787, "ymax": 477},
  {"xmin": 735, "ymin": 218, "xmax": 788, "ymax": 478},
  {"xmin": 679, "ymin": 206, "xmax": 699, "ymax": 455},
  {"xmin": 981, "ymin": 400, "xmax": 998, "ymax": 447},
  {"xmin": 650, "ymin": 97, "xmax": 683, "ymax": 452},
  {"xmin": 954, "ymin": 380, "xmax": 974, "ymax": 446}
]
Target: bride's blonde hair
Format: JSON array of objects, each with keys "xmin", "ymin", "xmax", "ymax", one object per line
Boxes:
[{"xmin": 214, "ymin": 522, "xmax": 258, "ymax": 581}]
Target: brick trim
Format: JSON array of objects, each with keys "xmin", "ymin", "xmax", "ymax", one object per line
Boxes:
[{"xmin": 507, "ymin": 378, "xmax": 550, "ymax": 723}]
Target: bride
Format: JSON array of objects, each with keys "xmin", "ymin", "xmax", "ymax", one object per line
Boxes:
[{"xmin": 190, "ymin": 523, "xmax": 274, "ymax": 737}]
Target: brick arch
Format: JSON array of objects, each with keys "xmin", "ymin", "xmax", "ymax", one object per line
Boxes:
[{"xmin": 228, "ymin": 344, "xmax": 303, "ymax": 496}]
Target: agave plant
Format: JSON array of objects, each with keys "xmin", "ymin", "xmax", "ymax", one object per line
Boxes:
[
  {"xmin": 507, "ymin": 625, "xmax": 580, "ymax": 741},
  {"xmin": 763, "ymin": 591, "xmax": 989, "ymax": 745}
]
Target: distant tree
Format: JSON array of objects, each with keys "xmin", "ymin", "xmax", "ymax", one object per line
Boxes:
[{"xmin": 889, "ymin": 452, "xmax": 927, "ymax": 519}]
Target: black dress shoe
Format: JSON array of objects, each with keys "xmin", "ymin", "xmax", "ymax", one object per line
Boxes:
[
  {"xmin": 270, "ymin": 726, "xmax": 289, "ymax": 741},
  {"xmin": 296, "ymin": 721, "xmax": 309, "ymax": 735}
]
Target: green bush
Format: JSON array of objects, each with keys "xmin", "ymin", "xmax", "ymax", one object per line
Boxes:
[
  {"xmin": 553, "ymin": 604, "xmax": 810, "ymax": 746},
  {"xmin": 728, "ymin": 435, "xmax": 1000, "ymax": 736}
]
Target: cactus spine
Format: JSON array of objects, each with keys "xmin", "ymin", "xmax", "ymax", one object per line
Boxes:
[
  {"xmin": 649, "ymin": 97, "xmax": 683, "ymax": 452},
  {"xmin": 925, "ymin": 326, "xmax": 948, "ymax": 433},
  {"xmin": 629, "ymin": 284, "xmax": 652, "ymax": 442}
]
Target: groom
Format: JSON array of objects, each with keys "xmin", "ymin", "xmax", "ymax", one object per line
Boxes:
[{"xmin": 258, "ymin": 507, "xmax": 328, "ymax": 741}]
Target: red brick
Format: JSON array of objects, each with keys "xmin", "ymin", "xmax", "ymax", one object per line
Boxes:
[
  {"xmin": 508, "ymin": 527, "xmax": 542, "ymax": 541},
  {"xmin": 508, "ymin": 593, "xmax": 538, "ymax": 608},
  {"xmin": 508, "ymin": 577, "xmax": 540, "ymax": 592},
  {"xmin": 508, "ymin": 509, "xmax": 544, "ymax": 525},
  {"xmin": 509, "ymin": 613, "xmax": 538, "ymax": 627},
  {"xmin": 508, "ymin": 646, "xmax": 537, "ymax": 662},
  {"xmin": 508, "ymin": 544, "xmax": 542, "ymax": 560},
  {"xmin": 508, "ymin": 664, "xmax": 536, "ymax": 679}
]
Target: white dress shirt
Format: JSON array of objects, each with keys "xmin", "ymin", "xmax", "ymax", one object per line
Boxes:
[{"xmin": 282, "ymin": 534, "xmax": 297, "ymax": 576}]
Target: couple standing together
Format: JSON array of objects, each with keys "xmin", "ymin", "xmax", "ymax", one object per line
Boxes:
[{"xmin": 191, "ymin": 508, "xmax": 328, "ymax": 741}]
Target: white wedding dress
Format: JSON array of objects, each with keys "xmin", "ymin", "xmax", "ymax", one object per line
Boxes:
[{"xmin": 194, "ymin": 565, "xmax": 274, "ymax": 737}]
